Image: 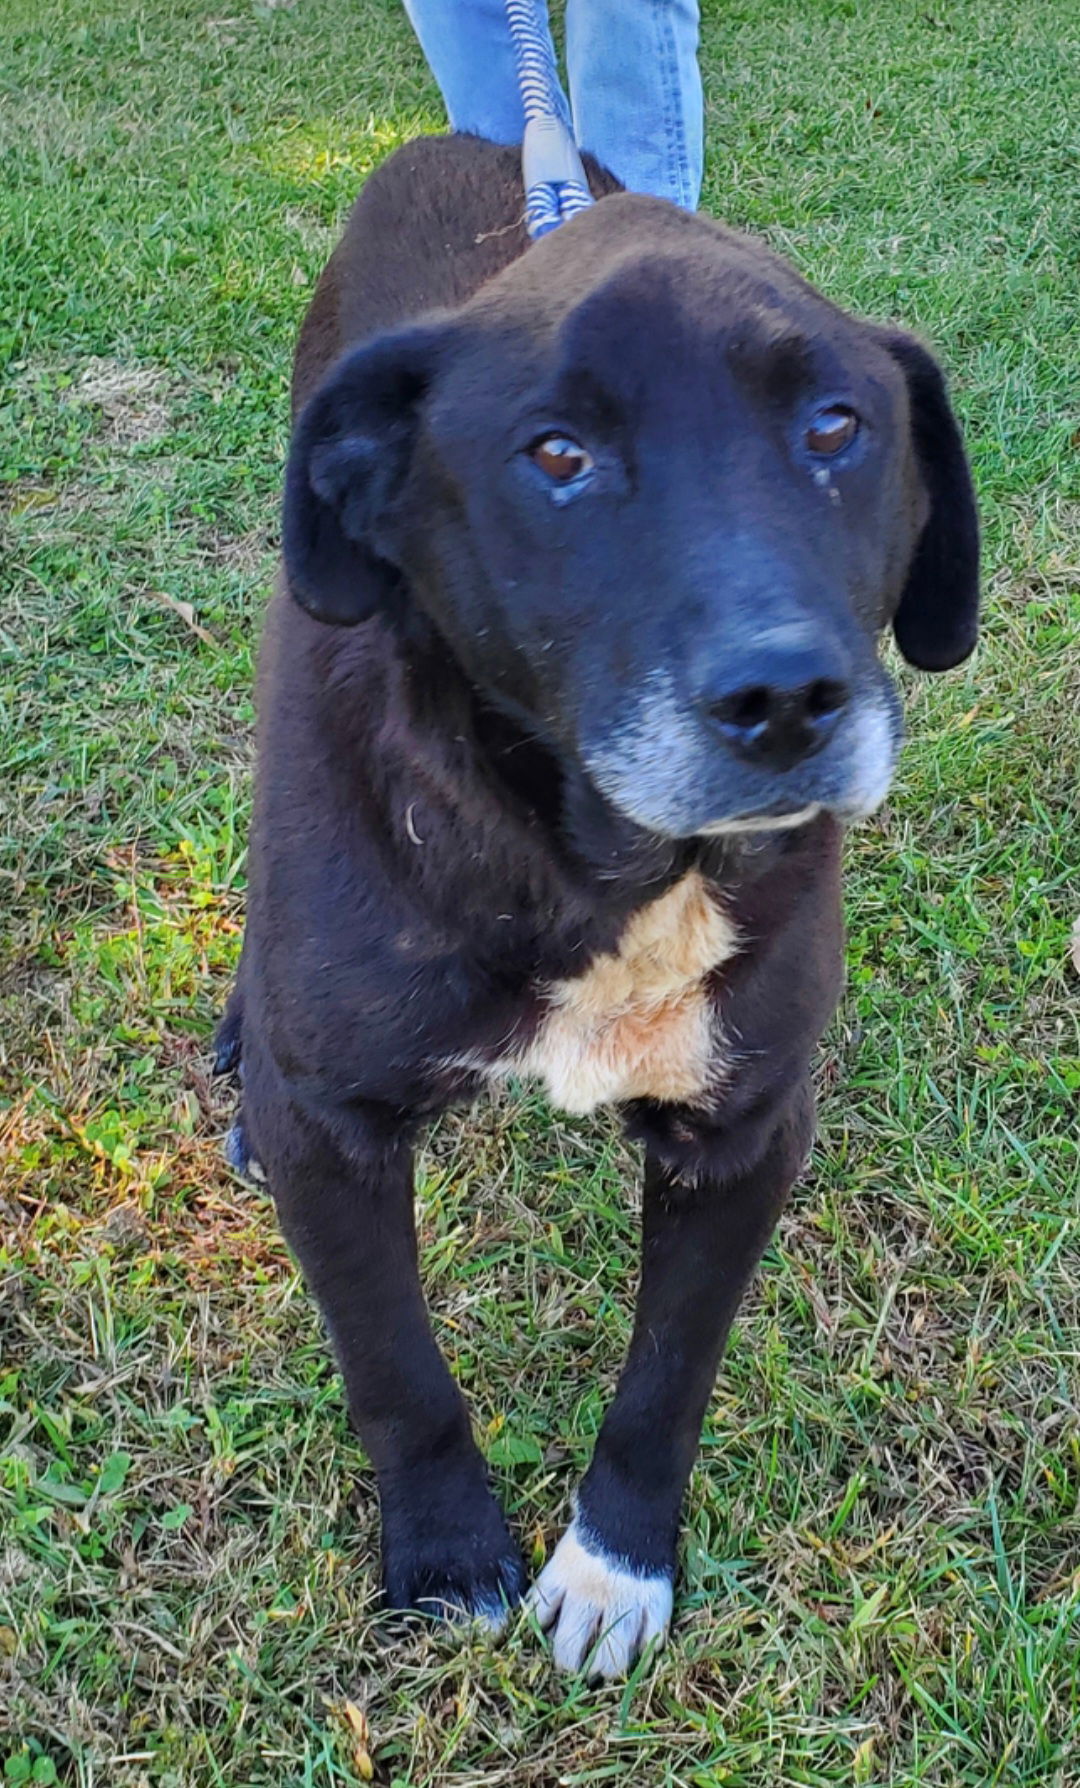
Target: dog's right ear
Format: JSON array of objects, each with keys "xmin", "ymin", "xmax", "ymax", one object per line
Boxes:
[{"xmin": 283, "ymin": 322, "xmax": 453, "ymax": 625}]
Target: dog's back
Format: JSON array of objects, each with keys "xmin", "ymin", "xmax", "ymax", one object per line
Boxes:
[{"xmin": 292, "ymin": 135, "xmax": 620, "ymax": 413}]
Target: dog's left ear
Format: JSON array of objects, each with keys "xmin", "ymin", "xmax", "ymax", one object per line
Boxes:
[
  {"xmin": 283, "ymin": 321, "xmax": 454, "ymax": 625},
  {"xmin": 879, "ymin": 330, "xmax": 980, "ymax": 671}
]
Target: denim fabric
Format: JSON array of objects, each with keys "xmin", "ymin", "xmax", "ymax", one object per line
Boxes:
[{"xmin": 402, "ymin": 0, "xmax": 703, "ymax": 209}]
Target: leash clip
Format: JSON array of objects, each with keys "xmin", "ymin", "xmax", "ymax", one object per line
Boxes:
[{"xmin": 522, "ymin": 114, "xmax": 589, "ymax": 196}]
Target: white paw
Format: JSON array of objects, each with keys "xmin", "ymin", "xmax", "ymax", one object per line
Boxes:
[{"xmin": 529, "ymin": 1519, "xmax": 673, "ymax": 1680}]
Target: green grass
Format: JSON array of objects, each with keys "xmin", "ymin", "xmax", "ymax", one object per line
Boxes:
[{"xmin": 1, "ymin": 0, "xmax": 1078, "ymax": 1781}]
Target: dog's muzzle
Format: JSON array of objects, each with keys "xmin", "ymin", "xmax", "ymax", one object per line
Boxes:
[{"xmin": 582, "ymin": 660, "xmax": 903, "ymax": 839}]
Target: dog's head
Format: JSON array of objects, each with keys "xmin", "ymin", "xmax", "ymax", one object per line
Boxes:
[{"xmin": 284, "ymin": 196, "xmax": 979, "ymax": 838}]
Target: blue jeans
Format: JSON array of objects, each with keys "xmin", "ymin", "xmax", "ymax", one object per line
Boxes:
[{"xmin": 402, "ymin": 0, "xmax": 703, "ymax": 210}]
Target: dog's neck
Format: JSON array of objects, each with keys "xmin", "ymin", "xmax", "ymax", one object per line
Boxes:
[
  {"xmin": 298, "ymin": 593, "xmax": 803, "ymax": 959},
  {"xmin": 396, "ymin": 610, "xmax": 697, "ymax": 891}
]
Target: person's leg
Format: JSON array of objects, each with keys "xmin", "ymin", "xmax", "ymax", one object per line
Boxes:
[
  {"xmin": 566, "ymin": 0, "xmax": 703, "ymax": 208},
  {"xmin": 403, "ymin": 0, "xmax": 569, "ymax": 144}
]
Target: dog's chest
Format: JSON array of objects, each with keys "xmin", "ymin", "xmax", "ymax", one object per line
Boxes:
[{"xmin": 475, "ymin": 872, "xmax": 739, "ymax": 1115}]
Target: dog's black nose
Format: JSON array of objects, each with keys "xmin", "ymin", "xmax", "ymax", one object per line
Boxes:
[{"xmin": 707, "ymin": 642, "xmax": 851, "ymax": 772}]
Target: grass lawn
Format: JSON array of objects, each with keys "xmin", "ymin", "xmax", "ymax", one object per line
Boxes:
[{"xmin": 2, "ymin": 0, "xmax": 1078, "ymax": 1781}]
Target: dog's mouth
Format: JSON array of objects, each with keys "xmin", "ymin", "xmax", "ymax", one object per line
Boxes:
[{"xmin": 698, "ymin": 804, "xmax": 822, "ymax": 837}]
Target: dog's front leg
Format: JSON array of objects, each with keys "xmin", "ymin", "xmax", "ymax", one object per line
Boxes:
[
  {"xmin": 262, "ymin": 1095, "xmax": 527, "ymax": 1625},
  {"xmin": 533, "ymin": 1090, "xmax": 812, "ymax": 1678}
]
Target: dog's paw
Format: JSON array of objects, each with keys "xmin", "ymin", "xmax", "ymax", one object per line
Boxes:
[
  {"xmin": 386, "ymin": 1550, "xmax": 526, "ymax": 1632},
  {"xmin": 530, "ymin": 1519, "xmax": 673, "ymax": 1680},
  {"xmin": 383, "ymin": 1496, "xmax": 527, "ymax": 1632}
]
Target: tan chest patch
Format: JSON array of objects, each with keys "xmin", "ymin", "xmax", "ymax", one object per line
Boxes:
[{"xmin": 504, "ymin": 871, "xmax": 738, "ymax": 1115}]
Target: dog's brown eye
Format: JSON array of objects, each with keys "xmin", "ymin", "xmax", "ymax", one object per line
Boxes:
[
  {"xmin": 530, "ymin": 434, "xmax": 593, "ymax": 482},
  {"xmin": 806, "ymin": 406, "xmax": 859, "ymax": 456}
]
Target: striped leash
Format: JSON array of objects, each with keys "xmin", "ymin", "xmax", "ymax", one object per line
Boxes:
[{"xmin": 505, "ymin": 0, "xmax": 595, "ymax": 237}]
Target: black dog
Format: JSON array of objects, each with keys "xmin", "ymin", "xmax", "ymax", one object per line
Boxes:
[{"xmin": 218, "ymin": 135, "xmax": 978, "ymax": 1680}]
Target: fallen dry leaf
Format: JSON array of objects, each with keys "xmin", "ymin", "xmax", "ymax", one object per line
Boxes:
[
  {"xmin": 341, "ymin": 1700, "xmax": 374, "ymax": 1781},
  {"xmin": 152, "ymin": 590, "xmax": 217, "ymax": 647},
  {"xmin": 1071, "ymin": 915, "xmax": 1080, "ymax": 976}
]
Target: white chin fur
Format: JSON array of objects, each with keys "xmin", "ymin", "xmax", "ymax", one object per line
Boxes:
[
  {"xmin": 837, "ymin": 698, "xmax": 898, "ymax": 819},
  {"xmin": 529, "ymin": 1519, "xmax": 673, "ymax": 1680}
]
